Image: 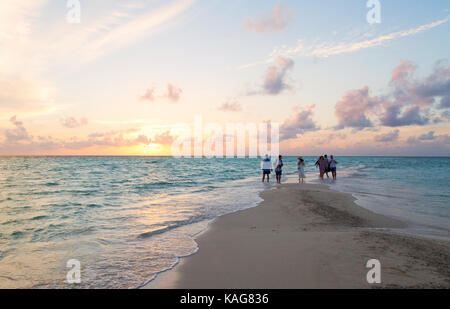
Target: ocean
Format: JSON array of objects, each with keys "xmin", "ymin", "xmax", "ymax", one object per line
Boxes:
[{"xmin": 0, "ymin": 156, "xmax": 448, "ymax": 288}]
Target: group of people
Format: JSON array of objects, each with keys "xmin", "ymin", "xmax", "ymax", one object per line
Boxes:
[
  {"xmin": 315, "ymin": 154, "xmax": 338, "ymax": 180},
  {"xmin": 261, "ymin": 155, "xmax": 284, "ymax": 184},
  {"xmin": 260, "ymin": 154, "xmax": 338, "ymax": 183}
]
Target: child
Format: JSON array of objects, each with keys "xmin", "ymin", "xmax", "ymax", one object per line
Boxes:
[{"xmin": 297, "ymin": 157, "xmax": 306, "ymax": 183}]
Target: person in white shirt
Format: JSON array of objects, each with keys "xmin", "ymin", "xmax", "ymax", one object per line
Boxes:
[
  {"xmin": 329, "ymin": 155, "xmax": 338, "ymax": 180},
  {"xmin": 260, "ymin": 154, "xmax": 272, "ymax": 183}
]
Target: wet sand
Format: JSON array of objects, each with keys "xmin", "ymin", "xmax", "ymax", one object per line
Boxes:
[{"xmin": 144, "ymin": 183, "xmax": 450, "ymax": 289}]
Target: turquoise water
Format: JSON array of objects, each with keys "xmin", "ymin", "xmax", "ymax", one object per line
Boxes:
[{"xmin": 0, "ymin": 156, "xmax": 449, "ymax": 288}]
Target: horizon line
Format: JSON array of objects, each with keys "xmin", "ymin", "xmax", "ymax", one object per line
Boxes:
[{"xmin": 0, "ymin": 155, "xmax": 449, "ymax": 158}]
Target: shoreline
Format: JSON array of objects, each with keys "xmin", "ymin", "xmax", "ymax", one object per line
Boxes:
[
  {"xmin": 144, "ymin": 183, "xmax": 450, "ymax": 289},
  {"xmin": 322, "ymin": 179, "xmax": 450, "ymax": 241}
]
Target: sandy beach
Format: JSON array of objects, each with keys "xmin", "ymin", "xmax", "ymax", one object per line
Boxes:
[{"xmin": 145, "ymin": 183, "xmax": 450, "ymax": 289}]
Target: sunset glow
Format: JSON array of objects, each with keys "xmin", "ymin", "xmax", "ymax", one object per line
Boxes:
[{"xmin": 0, "ymin": 0, "xmax": 449, "ymax": 156}]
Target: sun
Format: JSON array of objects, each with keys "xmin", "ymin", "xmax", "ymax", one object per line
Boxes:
[{"xmin": 139, "ymin": 143, "xmax": 168, "ymax": 156}]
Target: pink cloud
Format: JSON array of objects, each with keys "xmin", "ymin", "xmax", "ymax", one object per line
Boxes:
[
  {"xmin": 335, "ymin": 86, "xmax": 380, "ymax": 130},
  {"xmin": 263, "ymin": 56, "xmax": 295, "ymax": 95},
  {"xmin": 151, "ymin": 130, "xmax": 175, "ymax": 145},
  {"xmin": 61, "ymin": 117, "xmax": 88, "ymax": 128},
  {"xmin": 280, "ymin": 105, "xmax": 319, "ymax": 140},
  {"xmin": 391, "ymin": 60, "xmax": 416, "ymax": 83},
  {"xmin": 407, "ymin": 131, "xmax": 449, "ymax": 144},
  {"xmin": 335, "ymin": 60, "xmax": 450, "ymax": 129},
  {"xmin": 0, "ymin": 119, "xmax": 156, "ymax": 154},
  {"xmin": 374, "ymin": 129, "xmax": 400, "ymax": 143},
  {"xmin": 140, "ymin": 86, "xmax": 156, "ymax": 102},
  {"xmin": 219, "ymin": 101, "xmax": 242, "ymax": 112},
  {"xmin": 245, "ymin": 4, "xmax": 294, "ymax": 34},
  {"xmin": 5, "ymin": 116, "xmax": 31, "ymax": 143},
  {"xmin": 164, "ymin": 83, "xmax": 182, "ymax": 103},
  {"xmin": 139, "ymin": 83, "xmax": 182, "ymax": 103}
]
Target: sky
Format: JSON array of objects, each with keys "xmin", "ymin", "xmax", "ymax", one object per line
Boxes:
[{"xmin": 0, "ymin": 0, "xmax": 449, "ymax": 156}]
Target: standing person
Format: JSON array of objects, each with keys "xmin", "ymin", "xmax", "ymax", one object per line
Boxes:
[
  {"xmin": 315, "ymin": 156, "xmax": 321, "ymax": 176},
  {"xmin": 261, "ymin": 154, "xmax": 272, "ymax": 183},
  {"xmin": 274, "ymin": 155, "xmax": 283, "ymax": 184},
  {"xmin": 316, "ymin": 156, "xmax": 326, "ymax": 179},
  {"xmin": 329, "ymin": 155, "xmax": 338, "ymax": 180},
  {"xmin": 297, "ymin": 157, "xmax": 306, "ymax": 183},
  {"xmin": 315, "ymin": 156, "xmax": 321, "ymax": 167},
  {"xmin": 323, "ymin": 154, "xmax": 330, "ymax": 178}
]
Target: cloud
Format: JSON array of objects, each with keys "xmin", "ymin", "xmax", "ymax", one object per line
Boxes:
[
  {"xmin": 280, "ymin": 105, "xmax": 319, "ymax": 140},
  {"xmin": 254, "ymin": 56, "xmax": 295, "ymax": 95},
  {"xmin": 57, "ymin": 0, "xmax": 197, "ymax": 62},
  {"xmin": 442, "ymin": 110, "xmax": 450, "ymax": 121},
  {"xmin": 280, "ymin": 126, "xmax": 450, "ymax": 156},
  {"xmin": 312, "ymin": 132, "xmax": 347, "ymax": 145},
  {"xmin": 245, "ymin": 4, "xmax": 294, "ymax": 34},
  {"xmin": 62, "ymin": 132, "xmax": 151, "ymax": 150},
  {"xmin": 418, "ymin": 131, "xmax": 436, "ymax": 141},
  {"xmin": 407, "ymin": 132, "xmax": 449, "ymax": 145},
  {"xmin": 140, "ymin": 86, "xmax": 156, "ymax": 102},
  {"xmin": 61, "ymin": 117, "xmax": 88, "ymax": 128},
  {"xmin": 1, "ymin": 0, "xmax": 196, "ymax": 76},
  {"xmin": 277, "ymin": 15, "xmax": 450, "ymax": 59},
  {"xmin": 151, "ymin": 131, "xmax": 175, "ymax": 145},
  {"xmin": 219, "ymin": 101, "xmax": 242, "ymax": 112},
  {"xmin": 59, "ymin": 130, "xmax": 176, "ymax": 150},
  {"xmin": 243, "ymin": 56, "xmax": 295, "ymax": 96},
  {"xmin": 412, "ymin": 60, "xmax": 450, "ymax": 109},
  {"xmin": 335, "ymin": 60, "xmax": 450, "ymax": 129},
  {"xmin": 163, "ymin": 83, "xmax": 183, "ymax": 103},
  {"xmin": 140, "ymin": 83, "xmax": 182, "ymax": 103},
  {"xmin": 0, "ymin": 120, "xmax": 153, "ymax": 153},
  {"xmin": 379, "ymin": 105, "xmax": 429, "ymax": 127},
  {"xmin": 335, "ymin": 86, "xmax": 380, "ymax": 130},
  {"xmin": 134, "ymin": 134, "xmax": 151, "ymax": 144},
  {"xmin": 441, "ymin": 96, "xmax": 450, "ymax": 108},
  {"xmin": 0, "ymin": 125, "xmax": 188, "ymax": 154},
  {"xmin": 240, "ymin": 15, "xmax": 449, "ymax": 69},
  {"xmin": 391, "ymin": 60, "xmax": 416, "ymax": 82},
  {"xmin": 4, "ymin": 116, "xmax": 31, "ymax": 143},
  {"xmin": 380, "ymin": 60, "xmax": 450, "ymax": 126},
  {"xmin": 374, "ymin": 129, "xmax": 400, "ymax": 143},
  {"xmin": 434, "ymin": 134, "xmax": 450, "ymax": 144}
]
